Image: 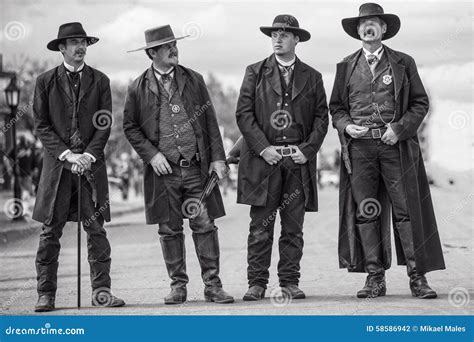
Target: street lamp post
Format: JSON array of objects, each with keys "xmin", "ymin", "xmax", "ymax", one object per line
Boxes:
[{"xmin": 4, "ymin": 76, "xmax": 23, "ymax": 220}]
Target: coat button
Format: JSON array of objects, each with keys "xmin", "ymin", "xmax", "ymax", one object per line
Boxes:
[
  {"xmin": 284, "ymin": 103, "xmax": 288, "ymax": 106},
  {"xmin": 277, "ymin": 102, "xmax": 281, "ymax": 106}
]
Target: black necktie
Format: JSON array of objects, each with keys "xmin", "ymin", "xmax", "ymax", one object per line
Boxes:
[{"xmin": 156, "ymin": 69, "xmax": 174, "ymax": 83}]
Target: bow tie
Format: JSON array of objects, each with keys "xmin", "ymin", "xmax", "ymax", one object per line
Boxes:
[
  {"xmin": 155, "ymin": 68, "xmax": 174, "ymax": 83},
  {"xmin": 367, "ymin": 54, "xmax": 379, "ymax": 66}
]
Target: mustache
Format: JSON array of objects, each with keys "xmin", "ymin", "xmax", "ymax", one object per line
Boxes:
[{"xmin": 168, "ymin": 52, "xmax": 178, "ymax": 58}]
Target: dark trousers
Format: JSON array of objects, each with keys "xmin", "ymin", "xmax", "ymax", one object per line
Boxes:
[
  {"xmin": 158, "ymin": 162, "xmax": 222, "ymax": 288},
  {"xmin": 349, "ymin": 139, "xmax": 409, "ymax": 224},
  {"xmin": 247, "ymin": 157, "xmax": 305, "ymax": 288},
  {"xmin": 35, "ymin": 169, "xmax": 111, "ymax": 295},
  {"xmin": 349, "ymin": 139, "xmax": 411, "ymax": 275}
]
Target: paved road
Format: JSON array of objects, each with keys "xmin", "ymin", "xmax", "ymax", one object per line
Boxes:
[{"xmin": 1, "ymin": 186, "xmax": 472, "ymax": 315}]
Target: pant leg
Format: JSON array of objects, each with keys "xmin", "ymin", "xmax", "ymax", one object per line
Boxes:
[
  {"xmin": 35, "ymin": 169, "xmax": 72, "ymax": 295},
  {"xmin": 377, "ymin": 142, "xmax": 410, "ymax": 223},
  {"xmin": 277, "ymin": 158, "xmax": 305, "ymax": 286},
  {"xmin": 184, "ymin": 165, "xmax": 222, "ymax": 288},
  {"xmin": 158, "ymin": 165, "xmax": 188, "ymax": 288},
  {"xmin": 77, "ymin": 176, "xmax": 112, "ymax": 290},
  {"xmin": 378, "ymin": 143, "xmax": 416, "ymax": 276},
  {"xmin": 349, "ymin": 140, "xmax": 385, "ymax": 275},
  {"xmin": 349, "ymin": 140, "xmax": 381, "ymax": 224},
  {"xmin": 247, "ymin": 166, "xmax": 282, "ymax": 288}
]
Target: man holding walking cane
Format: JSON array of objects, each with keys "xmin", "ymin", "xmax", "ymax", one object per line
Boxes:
[{"xmin": 32, "ymin": 22, "xmax": 125, "ymax": 312}]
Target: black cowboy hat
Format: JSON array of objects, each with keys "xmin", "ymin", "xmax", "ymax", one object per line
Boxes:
[
  {"xmin": 47, "ymin": 22, "xmax": 99, "ymax": 51},
  {"xmin": 342, "ymin": 3, "xmax": 401, "ymax": 40},
  {"xmin": 127, "ymin": 25, "xmax": 189, "ymax": 53},
  {"xmin": 260, "ymin": 14, "xmax": 311, "ymax": 42}
]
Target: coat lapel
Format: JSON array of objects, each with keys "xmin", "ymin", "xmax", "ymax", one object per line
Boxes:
[
  {"xmin": 57, "ymin": 64, "xmax": 73, "ymax": 101},
  {"xmin": 263, "ymin": 55, "xmax": 282, "ymax": 96},
  {"xmin": 145, "ymin": 66, "xmax": 160, "ymax": 98},
  {"xmin": 384, "ymin": 45, "xmax": 405, "ymax": 101},
  {"xmin": 291, "ymin": 58, "xmax": 309, "ymax": 101},
  {"xmin": 344, "ymin": 49, "xmax": 363, "ymax": 88},
  {"xmin": 78, "ymin": 65, "xmax": 93, "ymax": 104},
  {"xmin": 175, "ymin": 66, "xmax": 188, "ymax": 96}
]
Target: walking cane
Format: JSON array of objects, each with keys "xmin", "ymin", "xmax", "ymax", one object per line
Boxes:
[{"xmin": 77, "ymin": 173, "xmax": 82, "ymax": 309}]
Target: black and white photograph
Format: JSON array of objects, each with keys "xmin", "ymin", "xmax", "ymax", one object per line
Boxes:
[{"xmin": 0, "ymin": 0, "xmax": 472, "ymax": 341}]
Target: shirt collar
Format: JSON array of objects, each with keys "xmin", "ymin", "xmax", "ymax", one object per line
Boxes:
[
  {"xmin": 275, "ymin": 55, "xmax": 296, "ymax": 68},
  {"xmin": 153, "ymin": 66, "xmax": 175, "ymax": 80},
  {"xmin": 63, "ymin": 61, "xmax": 84, "ymax": 73},
  {"xmin": 362, "ymin": 45, "xmax": 384, "ymax": 60}
]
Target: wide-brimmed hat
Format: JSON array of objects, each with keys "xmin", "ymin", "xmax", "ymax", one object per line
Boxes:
[
  {"xmin": 342, "ymin": 3, "xmax": 400, "ymax": 40},
  {"xmin": 47, "ymin": 22, "xmax": 99, "ymax": 51},
  {"xmin": 260, "ymin": 14, "xmax": 311, "ymax": 42},
  {"xmin": 127, "ymin": 25, "xmax": 189, "ymax": 53}
]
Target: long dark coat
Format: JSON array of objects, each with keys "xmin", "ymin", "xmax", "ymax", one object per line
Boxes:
[
  {"xmin": 235, "ymin": 54, "xmax": 329, "ymax": 211},
  {"xmin": 329, "ymin": 45, "xmax": 445, "ymax": 274},
  {"xmin": 123, "ymin": 65, "xmax": 226, "ymax": 224},
  {"xmin": 32, "ymin": 64, "xmax": 111, "ymax": 224}
]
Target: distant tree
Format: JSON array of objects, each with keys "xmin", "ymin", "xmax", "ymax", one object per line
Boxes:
[{"xmin": 205, "ymin": 73, "xmax": 240, "ymax": 142}]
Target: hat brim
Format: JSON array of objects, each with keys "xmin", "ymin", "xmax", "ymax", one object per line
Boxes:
[
  {"xmin": 342, "ymin": 14, "xmax": 400, "ymax": 40},
  {"xmin": 126, "ymin": 35, "xmax": 189, "ymax": 53},
  {"xmin": 260, "ymin": 26, "xmax": 311, "ymax": 42},
  {"xmin": 47, "ymin": 36, "xmax": 99, "ymax": 51}
]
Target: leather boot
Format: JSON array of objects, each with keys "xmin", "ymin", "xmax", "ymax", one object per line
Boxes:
[
  {"xmin": 36, "ymin": 261, "xmax": 59, "ymax": 296},
  {"xmin": 160, "ymin": 234, "xmax": 189, "ymax": 304},
  {"xmin": 356, "ymin": 221, "xmax": 386, "ymax": 298},
  {"xmin": 193, "ymin": 230, "xmax": 234, "ymax": 304},
  {"xmin": 396, "ymin": 221, "xmax": 437, "ymax": 299},
  {"xmin": 34, "ymin": 294, "xmax": 55, "ymax": 312}
]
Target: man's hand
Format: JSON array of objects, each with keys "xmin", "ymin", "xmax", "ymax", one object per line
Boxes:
[
  {"xmin": 291, "ymin": 146, "xmax": 308, "ymax": 164},
  {"xmin": 381, "ymin": 124, "xmax": 399, "ymax": 145},
  {"xmin": 150, "ymin": 152, "xmax": 172, "ymax": 176},
  {"xmin": 345, "ymin": 124, "xmax": 369, "ymax": 139},
  {"xmin": 261, "ymin": 146, "xmax": 283, "ymax": 165},
  {"xmin": 71, "ymin": 163, "xmax": 85, "ymax": 175},
  {"xmin": 209, "ymin": 161, "xmax": 228, "ymax": 179},
  {"xmin": 65, "ymin": 152, "xmax": 92, "ymax": 170}
]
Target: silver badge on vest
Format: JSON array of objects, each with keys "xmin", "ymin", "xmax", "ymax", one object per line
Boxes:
[
  {"xmin": 382, "ymin": 75, "xmax": 393, "ymax": 85},
  {"xmin": 171, "ymin": 104, "xmax": 181, "ymax": 113}
]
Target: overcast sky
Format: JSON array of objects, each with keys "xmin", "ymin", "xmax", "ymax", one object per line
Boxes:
[{"xmin": 1, "ymin": 0, "xmax": 472, "ymax": 170}]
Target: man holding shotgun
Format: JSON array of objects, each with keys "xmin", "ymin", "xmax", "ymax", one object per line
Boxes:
[{"xmin": 32, "ymin": 22, "xmax": 125, "ymax": 312}]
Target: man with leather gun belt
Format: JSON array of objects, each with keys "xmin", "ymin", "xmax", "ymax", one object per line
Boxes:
[
  {"xmin": 329, "ymin": 3, "xmax": 445, "ymax": 299},
  {"xmin": 236, "ymin": 15, "xmax": 328, "ymax": 301}
]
